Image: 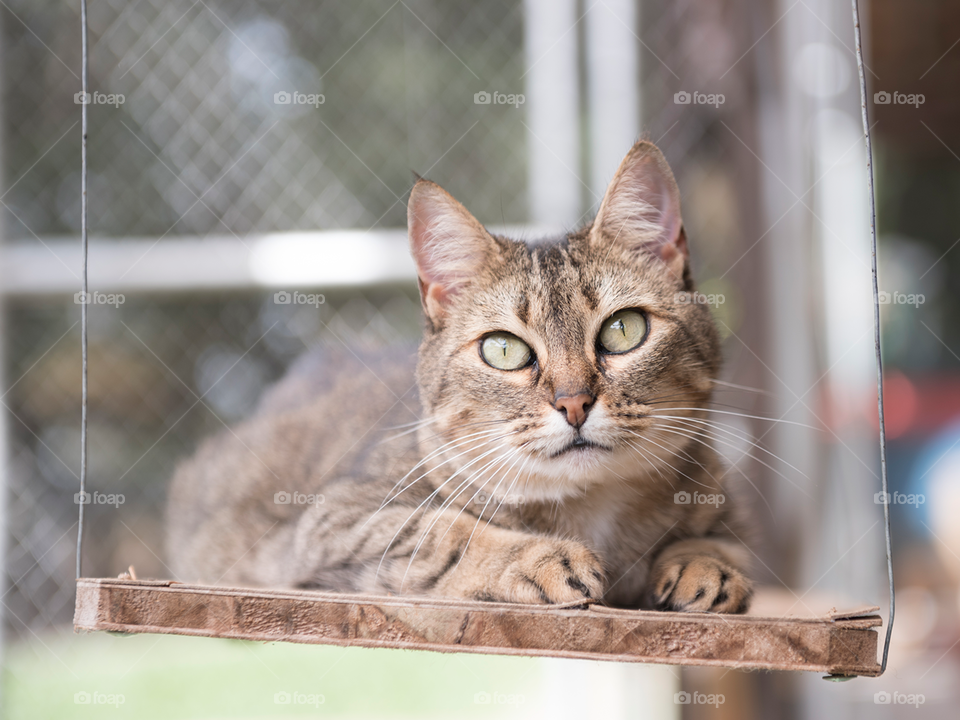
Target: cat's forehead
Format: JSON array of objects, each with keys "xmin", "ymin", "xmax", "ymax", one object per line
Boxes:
[
  {"xmin": 454, "ymin": 233, "xmax": 681, "ymax": 356},
  {"xmin": 468, "ymin": 232, "xmax": 650, "ymax": 335},
  {"xmin": 503, "ymin": 235, "xmax": 585, "ymax": 305},
  {"xmin": 499, "ymin": 231, "xmax": 657, "ymax": 308}
]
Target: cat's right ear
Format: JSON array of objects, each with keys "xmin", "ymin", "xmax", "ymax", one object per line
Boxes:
[{"xmin": 407, "ymin": 179, "xmax": 495, "ymax": 325}]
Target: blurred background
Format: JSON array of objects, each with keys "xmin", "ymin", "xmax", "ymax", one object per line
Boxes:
[{"xmin": 0, "ymin": 0, "xmax": 958, "ymax": 717}]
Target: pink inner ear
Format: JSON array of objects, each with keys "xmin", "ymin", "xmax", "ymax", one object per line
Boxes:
[
  {"xmin": 651, "ymin": 180, "xmax": 682, "ymax": 248},
  {"xmin": 407, "ymin": 180, "xmax": 491, "ymax": 309},
  {"xmin": 593, "ymin": 144, "xmax": 686, "ymax": 266}
]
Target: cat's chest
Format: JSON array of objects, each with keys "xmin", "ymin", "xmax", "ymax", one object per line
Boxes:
[
  {"xmin": 551, "ymin": 491, "xmax": 661, "ymax": 606},
  {"xmin": 526, "ymin": 485, "xmax": 663, "ymax": 560}
]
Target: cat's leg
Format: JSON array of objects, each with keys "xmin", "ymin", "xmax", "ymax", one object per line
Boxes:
[
  {"xmin": 647, "ymin": 537, "xmax": 752, "ymax": 613},
  {"xmin": 417, "ymin": 518, "xmax": 606, "ymax": 604},
  {"xmin": 300, "ymin": 496, "xmax": 606, "ymax": 603},
  {"xmin": 387, "ymin": 509, "xmax": 606, "ymax": 603}
]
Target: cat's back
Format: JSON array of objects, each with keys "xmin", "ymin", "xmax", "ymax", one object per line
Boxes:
[{"xmin": 166, "ymin": 343, "xmax": 421, "ymax": 583}]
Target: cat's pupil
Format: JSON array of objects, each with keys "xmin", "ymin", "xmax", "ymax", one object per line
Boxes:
[{"xmin": 613, "ymin": 319, "xmax": 626, "ymax": 336}]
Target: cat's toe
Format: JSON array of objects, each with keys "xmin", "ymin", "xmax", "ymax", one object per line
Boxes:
[
  {"xmin": 651, "ymin": 555, "xmax": 751, "ymax": 614},
  {"xmin": 501, "ymin": 538, "xmax": 605, "ymax": 604}
]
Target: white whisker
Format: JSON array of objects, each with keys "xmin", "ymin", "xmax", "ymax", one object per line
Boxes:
[
  {"xmin": 373, "ymin": 427, "xmax": 512, "ymax": 514},
  {"xmin": 652, "ymin": 414, "xmax": 809, "ymax": 479},
  {"xmin": 651, "ymin": 406, "xmax": 820, "ymax": 430},
  {"xmin": 373, "ymin": 437, "xmax": 518, "ymax": 578},
  {"xmin": 400, "ymin": 447, "xmax": 519, "ymax": 590},
  {"xmin": 648, "ymin": 422, "xmax": 812, "ymax": 498}
]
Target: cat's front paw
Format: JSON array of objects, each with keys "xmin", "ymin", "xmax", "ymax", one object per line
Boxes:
[
  {"xmin": 650, "ymin": 554, "xmax": 751, "ymax": 613},
  {"xmin": 495, "ymin": 538, "xmax": 605, "ymax": 605}
]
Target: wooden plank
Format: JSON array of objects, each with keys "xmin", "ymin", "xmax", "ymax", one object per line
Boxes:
[{"xmin": 74, "ymin": 578, "xmax": 881, "ymax": 676}]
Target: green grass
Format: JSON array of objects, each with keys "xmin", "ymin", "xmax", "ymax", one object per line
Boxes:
[{"xmin": 2, "ymin": 631, "xmax": 543, "ymax": 719}]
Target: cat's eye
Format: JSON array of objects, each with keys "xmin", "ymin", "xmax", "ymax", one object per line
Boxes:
[
  {"xmin": 598, "ymin": 309, "xmax": 648, "ymax": 354},
  {"xmin": 481, "ymin": 332, "xmax": 533, "ymax": 370}
]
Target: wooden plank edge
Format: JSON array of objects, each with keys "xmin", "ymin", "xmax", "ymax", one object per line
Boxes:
[
  {"xmin": 76, "ymin": 619, "xmax": 873, "ymax": 675},
  {"xmin": 74, "ymin": 578, "xmax": 882, "ymax": 677},
  {"xmin": 75, "ymin": 578, "xmax": 883, "ymax": 627}
]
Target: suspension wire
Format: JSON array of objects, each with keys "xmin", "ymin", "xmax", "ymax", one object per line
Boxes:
[
  {"xmin": 76, "ymin": 0, "xmax": 89, "ymax": 579},
  {"xmin": 851, "ymin": 0, "xmax": 894, "ymax": 676},
  {"xmin": 62, "ymin": 0, "xmax": 894, "ymax": 675}
]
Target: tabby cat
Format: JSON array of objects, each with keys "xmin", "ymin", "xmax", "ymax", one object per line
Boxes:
[{"xmin": 167, "ymin": 140, "xmax": 753, "ymax": 612}]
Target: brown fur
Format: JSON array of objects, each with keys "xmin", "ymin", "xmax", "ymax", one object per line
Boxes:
[{"xmin": 167, "ymin": 141, "xmax": 754, "ymax": 612}]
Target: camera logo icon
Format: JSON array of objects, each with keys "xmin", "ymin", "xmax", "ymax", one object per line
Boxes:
[
  {"xmin": 874, "ymin": 691, "xmax": 891, "ymax": 704},
  {"xmin": 674, "ymin": 91, "xmax": 691, "ymax": 105},
  {"xmin": 74, "ymin": 691, "xmax": 92, "ymax": 704},
  {"xmin": 74, "ymin": 91, "xmax": 91, "ymax": 105},
  {"xmin": 474, "ymin": 91, "xmax": 491, "ymax": 105},
  {"xmin": 674, "ymin": 691, "xmax": 691, "ymax": 704},
  {"xmin": 874, "ymin": 91, "xmax": 891, "ymax": 105},
  {"xmin": 674, "ymin": 491, "xmax": 691, "ymax": 504},
  {"xmin": 274, "ymin": 691, "xmax": 292, "ymax": 704},
  {"xmin": 474, "ymin": 691, "xmax": 491, "ymax": 704},
  {"xmin": 274, "ymin": 91, "xmax": 292, "ymax": 105},
  {"xmin": 74, "ymin": 491, "xmax": 92, "ymax": 505},
  {"xmin": 274, "ymin": 491, "xmax": 292, "ymax": 505},
  {"xmin": 274, "ymin": 291, "xmax": 291, "ymax": 304}
]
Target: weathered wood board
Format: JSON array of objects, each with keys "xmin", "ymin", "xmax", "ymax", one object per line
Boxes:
[{"xmin": 74, "ymin": 578, "xmax": 881, "ymax": 676}]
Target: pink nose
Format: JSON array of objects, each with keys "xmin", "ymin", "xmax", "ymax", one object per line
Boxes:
[{"xmin": 554, "ymin": 393, "xmax": 594, "ymax": 428}]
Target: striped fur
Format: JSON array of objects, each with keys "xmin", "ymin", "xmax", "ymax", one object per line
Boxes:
[{"xmin": 167, "ymin": 141, "xmax": 753, "ymax": 612}]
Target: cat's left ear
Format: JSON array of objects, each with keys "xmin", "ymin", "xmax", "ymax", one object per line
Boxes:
[
  {"xmin": 589, "ymin": 140, "xmax": 687, "ymax": 279},
  {"xmin": 407, "ymin": 179, "xmax": 496, "ymax": 325}
]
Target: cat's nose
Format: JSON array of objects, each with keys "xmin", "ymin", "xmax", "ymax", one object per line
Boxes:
[{"xmin": 554, "ymin": 392, "xmax": 595, "ymax": 428}]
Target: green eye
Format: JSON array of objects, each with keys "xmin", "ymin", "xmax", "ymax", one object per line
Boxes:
[
  {"xmin": 481, "ymin": 333, "xmax": 532, "ymax": 370},
  {"xmin": 598, "ymin": 310, "xmax": 648, "ymax": 354}
]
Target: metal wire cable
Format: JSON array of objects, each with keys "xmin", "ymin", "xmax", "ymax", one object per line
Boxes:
[
  {"xmin": 64, "ymin": 0, "xmax": 895, "ymax": 674},
  {"xmin": 76, "ymin": 0, "xmax": 89, "ymax": 580},
  {"xmin": 851, "ymin": 0, "xmax": 895, "ymax": 676}
]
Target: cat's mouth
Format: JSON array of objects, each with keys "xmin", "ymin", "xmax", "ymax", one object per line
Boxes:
[{"xmin": 550, "ymin": 436, "xmax": 609, "ymax": 458}]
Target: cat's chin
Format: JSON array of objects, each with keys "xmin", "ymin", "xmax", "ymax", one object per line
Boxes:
[{"xmin": 514, "ymin": 444, "xmax": 643, "ymax": 502}]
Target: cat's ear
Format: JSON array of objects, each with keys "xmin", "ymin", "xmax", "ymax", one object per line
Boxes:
[
  {"xmin": 589, "ymin": 141, "xmax": 687, "ymax": 278},
  {"xmin": 407, "ymin": 179, "xmax": 496, "ymax": 324}
]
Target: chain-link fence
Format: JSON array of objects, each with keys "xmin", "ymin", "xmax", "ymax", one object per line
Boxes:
[{"xmin": 2, "ymin": 0, "xmax": 772, "ymax": 641}]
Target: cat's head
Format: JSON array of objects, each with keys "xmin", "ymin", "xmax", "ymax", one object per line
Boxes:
[{"xmin": 407, "ymin": 140, "xmax": 720, "ymax": 501}]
